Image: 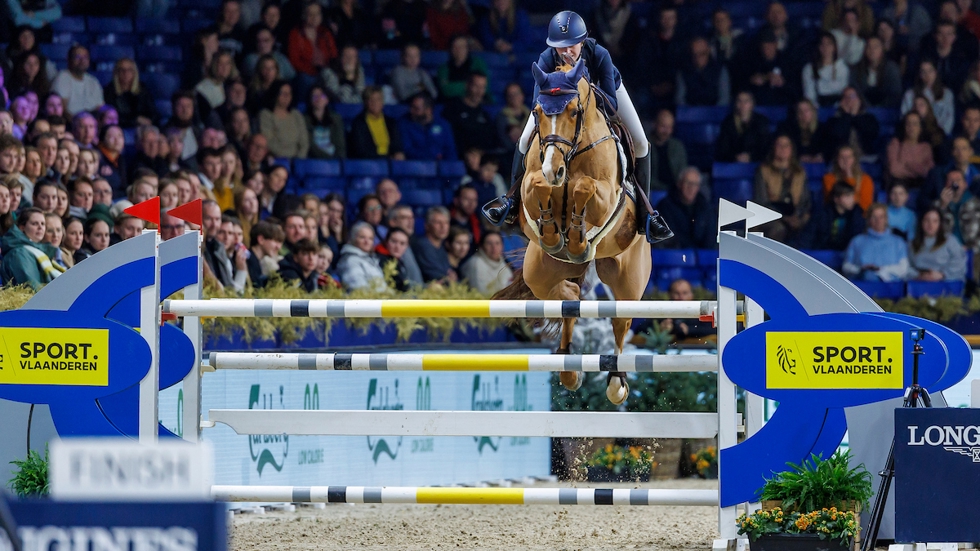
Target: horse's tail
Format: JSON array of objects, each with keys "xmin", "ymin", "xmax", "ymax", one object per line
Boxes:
[{"xmin": 492, "ymin": 267, "xmax": 535, "ymax": 302}]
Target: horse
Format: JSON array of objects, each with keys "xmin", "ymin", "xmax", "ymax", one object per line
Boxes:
[{"xmin": 494, "ymin": 60, "xmax": 652, "ymax": 405}]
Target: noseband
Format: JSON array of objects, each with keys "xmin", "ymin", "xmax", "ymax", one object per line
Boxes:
[{"xmin": 534, "ymin": 84, "xmax": 614, "ymax": 186}]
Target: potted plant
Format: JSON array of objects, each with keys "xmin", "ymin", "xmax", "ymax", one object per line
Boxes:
[
  {"xmin": 690, "ymin": 446, "xmax": 718, "ymax": 479},
  {"xmin": 585, "ymin": 444, "xmax": 656, "ymax": 482},
  {"xmin": 737, "ymin": 450, "xmax": 872, "ymax": 551},
  {"xmin": 9, "ymin": 448, "xmax": 49, "ymax": 497}
]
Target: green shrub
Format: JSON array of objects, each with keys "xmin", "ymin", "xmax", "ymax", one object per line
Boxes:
[
  {"xmin": 9, "ymin": 448, "xmax": 48, "ymax": 497},
  {"xmin": 759, "ymin": 450, "xmax": 873, "ymax": 512}
]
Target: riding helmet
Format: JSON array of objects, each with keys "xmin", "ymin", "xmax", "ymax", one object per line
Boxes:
[{"xmin": 547, "ymin": 11, "xmax": 588, "ymax": 48}]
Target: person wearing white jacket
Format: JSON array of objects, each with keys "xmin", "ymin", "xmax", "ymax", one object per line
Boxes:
[
  {"xmin": 460, "ymin": 231, "xmax": 513, "ymax": 296},
  {"xmin": 803, "ymin": 32, "xmax": 850, "ymax": 107},
  {"xmin": 337, "ymin": 221, "xmax": 387, "ymax": 291}
]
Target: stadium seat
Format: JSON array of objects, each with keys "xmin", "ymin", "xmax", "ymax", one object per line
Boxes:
[
  {"xmin": 421, "ymin": 51, "xmax": 448, "ymax": 69},
  {"xmin": 391, "ymin": 160, "xmax": 438, "ymax": 178},
  {"xmin": 137, "ymin": 46, "xmax": 182, "ymax": 62},
  {"xmin": 93, "ymin": 71, "xmax": 113, "ymax": 87},
  {"xmin": 181, "ymin": 19, "xmax": 214, "ymax": 34},
  {"xmin": 90, "ymin": 45, "xmax": 135, "ymax": 63},
  {"xmin": 438, "ymin": 160, "xmax": 466, "ymax": 178},
  {"xmin": 358, "ymin": 50, "xmax": 373, "ymax": 66},
  {"xmin": 52, "ymin": 31, "xmax": 88, "ymax": 45},
  {"xmin": 906, "ymin": 280, "xmax": 965, "ymax": 298},
  {"xmin": 95, "ymin": 33, "xmax": 136, "ymax": 46},
  {"xmin": 302, "ymin": 177, "xmax": 347, "ymax": 194},
  {"xmin": 373, "ymin": 50, "xmax": 401, "ymax": 67},
  {"xmin": 852, "ymin": 281, "xmax": 905, "ymax": 299},
  {"xmin": 655, "ymin": 267, "xmax": 703, "ymax": 291},
  {"xmin": 649, "ymin": 190, "xmax": 667, "ymax": 207},
  {"xmin": 402, "ymin": 189, "xmax": 443, "ymax": 207},
  {"xmin": 135, "ymin": 19, "xmax": 180, "ymax": 34},
  {"xmin": 802, "ymin": 250, "xmax": 844, "ymax": 271},
  {"xmin": 273, "ymin": 158, "xmax": 292, "ymax": 171},
  {"xmin": 383, "ymin": 104, "xmax": 409, "ymax": 119},
  {"xmin": 51, "ymin": 16, "xmax": 86, "ymax": 33},
  {"xmin": 675, "ymin": 106, "xmax": 728, "ymax": 124},
  {"xmin": 142, "ymin": 73, "xmax": 180, "ymax": 102},
  {"xmin": 86, "ymin": 17, "xmax": 133, "ymax": 34},
  {"xmin": 40, "ymin": 44, "xmax": 70, "ymax": 62},
  {"xmin": 712, "ymin": 162, "xmax": 758, "ymax": 180},
  {"xmin": 652, "ymin": 248, "xmax": 697, "ymax": 267},
  {"xmin": 481, "ymin": 52, "xmax": 511, "ymax": 69},
  {"xmin": 696, "ymin": 249, "xmax": 719, "ymax": 267},
  {"xmin": 803, "ymin": 162, "xmax": 826, "ymax": 181},
  {"xmin": 293, "ymin": 159, "xmax": 342, "ymax": 180},
  {"xmin": 155, "ymin": 99, "xmax": 172, "ymax": 120},
  {"xmin": 674, "ymin": 123, "xmax": 718, "ymax": 146},
  {"xmin": 334, "ymin": 103, "xmax": 362, "ymax": 125},
  {"xmin": 713, "ymin": 179, "xmax": 754, "ymax": 205},
  {"xmin": 756, "ymin": 106, "xmax": 789, "ymax": 124},
  {"xmin": 343, "ymin": 160, "xmax": 389, "ymax": 177}
]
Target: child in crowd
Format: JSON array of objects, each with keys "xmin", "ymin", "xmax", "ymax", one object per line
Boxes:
[
  {"xmin": 886, "ymin": 183, "xmax": 916, "ymax": 240},
  {"xmin": 812, "ymin": 182, "xmax": 866, "ymax": 251}
]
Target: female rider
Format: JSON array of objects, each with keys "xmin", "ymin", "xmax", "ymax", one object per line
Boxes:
[{"xmin": 483, "ymin": 10, "xmax": 672, "ymax": 244}]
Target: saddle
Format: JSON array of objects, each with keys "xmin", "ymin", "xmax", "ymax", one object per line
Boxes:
[{"xmin": 591, "ymin": 84, "xmax": 637, "ymax": 186}]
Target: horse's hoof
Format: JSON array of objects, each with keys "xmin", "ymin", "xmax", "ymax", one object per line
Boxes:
[
  {"xmin": 606, "ymin": 377, "xmax": 629, "ymax": 405},
  {"xmin": 566, "ymin": 247, "xmax": 590, "ymax": 264},
  {"xmin": 560, "ymin": 371, "xmax": 583, "ymax": 391},
  {"xmin": 539, "ymin": 234, "xmax": 566, "ymax": 255}
]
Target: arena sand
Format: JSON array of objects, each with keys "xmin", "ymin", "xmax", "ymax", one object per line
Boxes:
[{"xmin": 230, "ymin": 478, "xmax": 720, "ymax": 550}]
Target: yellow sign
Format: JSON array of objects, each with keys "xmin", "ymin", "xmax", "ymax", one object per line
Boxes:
[
  {"xmin": 0, "ymin": 328, "xmax": 109, "ymax": 386},
  {"xmin": 766, "ymin": 332, "xmax": 904, "ymax": 389}
]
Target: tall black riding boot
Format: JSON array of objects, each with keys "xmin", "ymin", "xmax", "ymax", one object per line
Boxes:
[
  {"xmin": 633, "ymin": 153, "xmax": 673, "ymax": 244},
  {"xmin": 483, "ymin": 149, "xmax": 525, "ymax": 226}
]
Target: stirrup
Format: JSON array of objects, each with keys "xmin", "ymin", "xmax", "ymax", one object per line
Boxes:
[
  {"xmin": 482, "ymin": 196, "xmax": 514, "ymax": 227},
  {"xmin": 644, "ymin": 213, "xmax": 674, "ymax": 245}
]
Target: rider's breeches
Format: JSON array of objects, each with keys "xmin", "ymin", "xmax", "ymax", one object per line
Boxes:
[{"xmin": 518, "ymin": 84, "xmax": 649, "ymax": 158}]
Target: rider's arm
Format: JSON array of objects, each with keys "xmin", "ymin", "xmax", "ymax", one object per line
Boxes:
[{"xmin": 591, "ymin": 44, "xmax": 620, "ymax": 111}]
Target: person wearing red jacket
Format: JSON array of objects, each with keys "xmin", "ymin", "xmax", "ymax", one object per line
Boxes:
[{"xmin": 288, "ymin": 3, "xmax": 338, "ymax": 78}]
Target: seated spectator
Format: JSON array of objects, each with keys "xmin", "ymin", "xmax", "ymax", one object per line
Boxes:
[
  {"xmin": 443, "ymin": 73, "xmax": 496, "ymax": 155},
  {"xmin": 23, "ymin": 147, "xmax": 42, "ymax": 191},
  {"xmin": 754, "ymin": 135, "xmax": 811, "ymax": 245},
  {"xmin": 655, "ymin": 167, "xmax": 715, "ymax": 250},
  {"xmin": 460, "ymin": 230, "xmax": 512, "ymax": 295},
  {"xmin": 337, "ymin": 221, "xmax": 386, "ymax": 291},
  {"xmin": 901, "ymin": 60, "xmax": 955, "ymax": 135},
  {"xmin": 322, "ymin": 192, "xmax": 347, "ymax": 250},
  {"xmin": 326, "ymin": 0, "xmax": 374, "ymax": 50},
  {"xmin": 496, "ymin": 82, "xmax": 530, "ymax": 148},
  {"xmin": 377, "ymin": 0, "xmax": 428, "ymax": 50},
  {"xmin": 812, "ymin": 184, "xmax": 864, "ymax": 251},
  {"xmin": 67, "ymin": 177, "xmax": 93, "ymax": 218},
  {"xmin": 391, "ymin": 43, "xmax": 438, "ymax": 103},
  {"xmin": 627, "ymin": 5, "xmax": 684, "ymax": 115},
  {"xmin": 823, "ymin": 145, "xmax": 874, "ymax": 210},
  {"xmin": 920, "ymin": 136, "xmax": 980, "ymax": 213},
  {"xmin": 302, "ymin": 85, "xmax": 346, "ymax": 160},
  {"xmin": 887, "ymin": 112, "xmax": 935, "ymax": 188},
  {"xmin": 917, "ymin": 18, "xmax": 971, "ymax": 94},
  {"xmin": 375, "ymin": 226, "xmax": 412, "ymax": 291},
  {"xmin": 157, "ymin": 179, "xmax": 179, "ymax": 210},
  {"xmin": 843, "ymin": 203, "xmax": 910, "ymax": 282},
  {"xmin": 778, "ymin": 99, "xmax": 828, "ymax": 164},
  {"xmin": 934, "ymin": 168, "xmax": 980, "ymax": 251},
  {"xmin": 281, "ymin": 211, "xmax": 309, "ymax": 254},
  {"xmin": 385, "ymin": 203, "xmax": 422, "ymax": 285},
  {"xmin": 73, "ymin": 215, "xmax": 112, "ymax": 266},
  {"xmin": 51, "ymin": 45, "xmax": 103, "ymax": 115},
  {"xmin": 102, "ymin": 59, "xmax": 156, "ymax": 129},
  {"xmin": 355, "ymin": 193, "xmax": 385, "ymax": 239},
  {"xmin": 279, "ymin": 237, "xmax": 322, "ymax": 292},
  {"xmin": 460, "ymin": 156, "xmax": 506, "ymax": 217},
  {"xmin": 195, "ymin": 51, "xmax": 237, "ymax": 117},
  {"xmin": 830, "ymin": 9, "xmax": 866, "ymax": 65},
  {"xmin": 97, "ymin": 125, "xmax": 128, "ymax": 196},
  {"xmin": 822, "ymin": 0, "xmax": 874, "ymax": 37},
  {"xmin": 437, "ymin": 36, "xmax": 489, "ymax": 101},
  {"xmin": 649, "ymin": 110, "xmax": 687, "ymax": 191},
  {"xmin": 707, "ymin": 8, "xmax": 743, "ymax": 67},
  {"xmin": 215, "ymin": 78, "xmax": 248, "ymax": 127},
  {"xmin": 376, "ymin": 178, "xmax": 401, "ymax": 216},
  {"xmin": 218, "ymin": 215, "xmax": 249, "ymax": 292},
  {"xmin": 258, "ymin": 164, "xmax": 295, "ymax": 220},
  {"xmin": 322, "ymin": 45, "xmax": 366, "ymax": 105},
  {"xmin": 715, "ymin": 92, "xmax": 770, "ymax": 163},
  {"xmin": 10, "ymin": 95, "xmax": 31, "ymax": 141},
  {"xmin": 247, "ymin": 54, "xmax": 281, "ymax": 114},
  {"xmin": 41, "ymin": 212, "xmax": 65, "ymax": 266},
  {"xmin": 216, "ymin": 0, "xmax": 246, "ymax": 58},
  {"xmin": 803, "ymin": 31, "xmax": 850, "ymax": 107},
  {"xmin": 246, "ymin": 219, "xmax": 284, "ymax": 288},
  {"xmin": 737, "ymin": 28, "xmax": 794, "ymax": 106},
  {"xmin": 10, "ymin": 52, "xmax": 51, "ymax": 99},
  {"xmin": 0, "ymin": 178, "xmax": 13, "ymax": 233},
  {"xmin": 880, "ymin": 0, "xmax": 931, "ymax": 56},
  {"xmin": 243, "ymin": 26, "xmax": 296, "ymax": 83},
  {"xmin": 887, "ymin": 183, "xmax": 917, "ymax": 240},
  {"xmin": 477, "ymin": 0, "xmax": 531, "ymax": 54},
  {"xmin": 910, "ymin": 95, "xmax": 947, "ymax": 159},
  {"xmin": 445, "ymin": 226, "xmax": 471, "ymax": 276},
  {"xmin": 399, "ymin": 93, "xmax": 457, "ymax": 161},
  {"xmin": 675, "ymin": 37, "xmax": 730, "ymax": 107},
  {"xmin": 259, "ymin": 80, "xmax": 309, "ymax": 159},
  {"xmin": 244, "ymin": 133, "xmax": 274, "ymax": 174},
  {"xmin": 658, "ymin": 278, "xmax": 716, "ymax": 342},
  {"xmin": 59, "ymin": 216, "xmax": 83, "ymax": 269},
  {"xmin": 287, "ymin": 2, "xmax": 338, "ymax": 79},
  {"xmin": 0, "ymin": 207, "xmax": 62, "ymax": 289},
  {"xmin": 91, "ymin": 177, "xmax": 112, "ymax": 208},
  {"xmin": 959, "ymin": 60, "xmax": 980, "ymax": 110},
  {"xmin": 133, "ymin": 126, "xmax": 168, "ymax": 177},
  {"xmin": 113, "ymin": 213, "xmax": 145, "ymax": 244},
  {"xmin": 823, "ymin": 86, "xmax": 880, "ymax": 161},
  {"xmin": 32, "ymin": 178, "xmax": 57, "ymax": 214},
  {"xmin": 426, "ymin": 0, "xmax": 471, "ymax": 51},
  {"xmin": 163, "ymin": 91, "xmax": 205, "ymax": 168},
  {"xmin": 910, "ymin": 207, "xmax": 967, "ymax": 281},
  {"xmin": 849, "ymin": 37, "xmax": 902, "ymax": 109},
  {"xmin": 300, "ymin": 197, "xmax": 323, "ymax": 242},
  {"xmin": 411, "ymin": 206, "xmax": 454, "ymax": 283},
  {"xmin": 160, "ymin": 209, "xmax": 187, "ymax": 241},
  {"xmin": 348, "ymin": 86, "xmax": 404, "ymax": 159},
  {"xmin": 449, "ymin": 184, "xmax": 481, "ymax": 247}
]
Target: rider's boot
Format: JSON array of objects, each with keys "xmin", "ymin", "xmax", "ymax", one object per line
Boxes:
[
  {"xmin": 634, "ymin": 153, "xmax": 674, "ymax": 244},
  {"xmin": 483, "ymin": 150, "xmax": 525, "ymax": 226}
]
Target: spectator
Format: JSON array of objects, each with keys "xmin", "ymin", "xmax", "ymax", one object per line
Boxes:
[
  {"xmin": 326, "ymin": 0, "xmax": 374, "ymax": 50},
  {"xmin": 10, "ymin": 52, "xmax": 50, "ymax": 99},
  {"xmin": 23, "ymin": 148, "xmax": 42, "ymax": 190},
  {"xmin": 158, "ymin": 179, "xmax": 179, "ymax": 210},
  {"xmin": 196, "ymin": 51, "xmax": 238, "ymax": 114},
  {"xmin": 97, "ymin": 125, "xmax": 128, "ymax": 196},
  {"xmin": 337, "ymin": 221, "xmax": 386, "ymax": 291},
  {"xmin": 133, "ymin": 126, "xmax": 168, "ymax": 177},
  {"xmin": 258, "ymin": 164, "xmax": 294, "ymax": 220},
  {"xmin": 244, "ymin": 133, "xmax": 273, "ymax": 174},
  {"xmin": 495, "ymin": 83, "xmax": 530, "ymax": 149},
  {"xmin": 629, "ymin": 5, "xmax": 683, "ymax": 114},
  {"xmin": 426, "ymin": 0, "xmax": 471, "ymax": 51},
  {"xmin": 922, "ymin": 136, "xmax": 980, "ymax": 213},
  {"xmin": 216, "ymin": 0, "xmax": 246, "ymax": 58},
  {"xmin": 376, "ymin": 178, "xmax": 402, "ymax": 216},
  {"xmin": 247, "ymin": 54, "xmax": 281, "ymax": 114},
  {"xmin": 385, "ymin": 203, "xmax": 423, "ymax": 285},
  {"xmin": 279, "ymin": 237, "xmax": 321, "ymax": 292},
  {"xmin": 411, "ymin": 205, "xmax": 454, "ymax": 282},
  {"xmin": 287, "ymin": 2, "xmax": 338, "ymax": 80},
  {"xmin": 9, "ymin": 95, "xmax": 30, "ymax": 140},
  {"xmin": 803, "ymin": 31, "xmax": 850, "ymax": 107},
  {"xmin": 830, "ymin": 9, "xmax": 866, "ymax": 65},
  {"xmin": 259, "ymin": 80, "xmax": 309, "ymax": 159},
  {"xmin": 588, "ymin": 0, "xmax": 633, "ymax": 61},
  {"xmin": 888, "ymin": 182, "xmax": 917, "ymax": 240},
  {"xmin": 322, "ymin": 45, "xmax": 367, "ymax": 105},
  {"xmin": 280, "ymin": 210, "xmax": 307, "ymax": 253},
  {"xmin": 184, "ymin": 28, "xmax": 220, "ymax": 89},
  {"xmin": 0, "ymin": 207, "xmax": 61, "ymax": 289},
  {"xmin": 243, "ymin": 27, "xmax": 296, "ymax": 82},
  {"xmin": 113, "ymin": 213, "xmax": 145, "ymax": 243},
  {"xmin": 959, "ymin": 60, "xmax": 980, "ymax": 110},
  {"xmin": 643, "ymin": 110, "xmax": 686, "ymax": 191},
  {"xmin": 59, "ymin": 216, "xmax": 83, "ymax": 269},
  {"xmin": 304, "ymin": 85, "xmax": 345, "ymax": 159},
  {"xmin": 52, "ymin": 146, "xmax": 70, "ymax": 185},
  {"xmin": 91, "ymin": 177, "xmax": 112, "ymax": 208},
  {"xmin": 823, "ymin": 145, "xmax": 874, "ymax": 210},
  {"xmin": 658, "ymin": 279, "xmax": 716, "ymax": 342},
  {"xmin": 41, "ymin": 212, "xmax": 64, "ymax": 266},
  {"xmin": 53, "ymin": 180, "xmax": 67, "ymax": 217},
  {"xmin": 910, "ymin": 94, "xmax": 948, "ymax": 157},
  {"xmin": 399, "ymin": 93, "xmax": 456, "ymax": 161},
  {"xmin": 73, "ymin": 215, "xmax": 112, "ymax": 266},
  {"xmin": 348, "ymin": 86, "xmax": 404, "ymax": 160},
  {"xmin": 67, "ymin": 177, "xmax": 93, "ymax": 218},
  {"xmin": 715, "ymin": 92, "xmax": 770, "ymax": 163},
  {"xmin": 164, "ymin": 91, "xmax": 205, "ymax": 168},
  {"xmin": 377, "ymin": 0, "xmax": 428, "ymax": 50},
  {"xmin": 355, "ymin": 193, "xmax": 385, "ymax": 239},
  {"xmin": 201, "ymin": 199, "xmax": 236, "ymax": 289},
  {"xmin": 442, "ymin": 73, "xmax": 496, "ymax": 155},
  {"xmin": 217, "ymin": 215, "xmax": 249, "ymax": 292},
  {"xmin": 159, "ymin": 209, "xmax": 187, "ymax": 241},
  {"xmin": 956, "ymin": 0, "xmax": 980, "ymax": 40},
  {"xmin": 708, "ymin": 8, "xmax": 743, "ymax": 67},
  {"xmin": 246, "ymin": 219, "xmax": 284, "ymax": 287},
  {"xmin": 322, "ymin": 192, "xmax": 347, "ymax": 248},
  {"xmin": 477, "ymin": 0, "xmax": 531, "ymax": 54},
  {"xmin": 935, "ymin": 168, "xmax": 980, "ymax": 250},
  {"xmin": 390, "ymin": 43, "xmax": 438, "ymax": 103},
  {"xmin": 460, "ymin": 156, "xmax": 505, "ymax": 217},
  {"xmin": 375, "ymin": 227, "xmax": 411, "ymax": 291},
  {"xmin": 916, "ymin": 19, "xmax": 971, "ymax": 95},
  {"xmin": 737, "ymin": 26, "xmax": 794, "ymax": 106},
  {"xmin": 104, "ymin": 59, "xmax": 156, "ymax": 129},
  {"xmin": 460, "ymin": 230, "xmax": 512, "ymax": 295},
  {"xmin": 759, "ymin": 2, "xmax": 801, "ymax": 60},
  {"xmin": 675, "ymin": 37, "xmax": 730, "ymax": 107},
  {"xmin": 778, "ymin": 99, "xmax": 828, "ymax": 164},
  {"xmin": 445, "ymin": 225, "xmax": 471, "ymax": 275},
  {"xmin": 448, "ymin": 183, "xmax": 481, "ymax": 246},
  {"xmin": 886, "ymin": 111, "xmax": 934, "ymax": 187},
  {"xmin": 901, "ymin": 59, "xmax": 955, "ymax": 135},
  {"xmin": 909, "ymin": 207, "xmax": 967, "ymax": 281},
  {"xmin": 437, "ymin": 35, "xmax": 489, "ymax": 101},
  {"xmin": 843, "ymin": 203, "xmax": 910, "ymax": 281},
  {"xmin": 880, "ymin": 0, "xmax": 932, "ymax": 55},
  {"xmin": 250, "ymin": 2, "xmax": 285, "ymax": 49},
  {"xmin": 6, "ymin": 0, "xmax": 61, "ymax": 32},
  {"xmin": 754, "ymin": 135, "xmax": 812, "ymax": 245},
  {"xmin": 226, "ymin": 105, "xmax": 252, "ymax": 156},
  {"xmin": 822, "ymin": 0, "xmax": 875, "ymax": 37},
  {"xmin": 655, "ymin": 167, "xmax": 715, "ymax": 250},
  {"xmin": 51, "ymin": 46, "xmax": 103, "ymax": 115},
  {"xmin": 849, "ymin": 37, "xmax": 903, "ymax": 109}
]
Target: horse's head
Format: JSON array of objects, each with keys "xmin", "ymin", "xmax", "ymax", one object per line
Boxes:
[{"xmin": 531, "ymin": 59, "xmax": 591, "ymax": 187}]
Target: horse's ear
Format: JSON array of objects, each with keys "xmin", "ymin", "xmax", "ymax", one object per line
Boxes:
[
  {"xmin": 569, "ymin": 59, "xmax": 585, "ymax": 83},
  {"xmin": 531, "ymin": 62, "xmax": 547, "ymax": 87}
]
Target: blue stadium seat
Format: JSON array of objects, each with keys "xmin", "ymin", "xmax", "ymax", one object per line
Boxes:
[
  {"xmin": 674, "ymin": 123, "xmax": 718, "ymax": 145},
  {"xmin": 906, "ymin": 280, "xmax": 965, "ymax": 298},
  {"xmin": 402, "ymin": 189, "xmax": 443, "ymax": 207},
  {"xmin": 137, "ymin": 46, "xmax": 182, "ymax": 62},
  {"xmin": 852, "ymin": 281, "xmax": 905, "ymax": 299},
  {"xmin": 696, "ymin": 249, "xmax": 719, "ymax": 267},
  {"xmin": 756, "ymin": 106, "xmax": 789, "ymax": 124},
  {"xmin": 40, "ymin": 44, "xmax": 70, "ymax": 63},
  {"xmin": 867, "ymin": 107, "xmax": 899, "ymax": 126},
  {"xmin": 713, "ymin": 179, "xmax": 754, "ymax": 205},
  {"xmin": 712, "ymin": 162, "xmax": 758, "ymax": 179},
  {"xmin": 344, "ymin": 160, "xmax": 389, "ymax": 176},
  {"xmin": 95, "ymin": 33, "xmax": 136, "ymax": 46},
  {"xmin": 52, "ymin": 31, "xmax": 88, "ymax": 45},
  {"xmin": 803, "ymin": 162, "xmax": 826, "ymax": 181},
  {"xmin": 135, "ymin": 19, "xmax": 180, "ymax": 34},
  {"xmin": 652, "ymin": 248, "xmax": 697, "ymax": 267},
  {"xmin": 383, "ymin": 104, "xmax": 408, "ymax": 119},
  {"xmin": 818, "ymin": 107, "xmax": 835, "ymax": 121},
  {"xmin": 90, "ymin": 45, "xmax": 135, "ymax": 62},
  {"xmin": 358, "ymin": 50, "xmax": 373, "ymax": 66},
  {"xmin": 182, "ymin": 19, "xmax": 214, "ymax": 33},
  {"xmin": 51, "ymin": 16, "xmax": 86, "ymax": 33},
  {"xmin": 655, "ymin": 267, "xmax": 703, "ymax": 291},
  {"xmin": 334, "ymin": 103, "xmax": 362, "ymax": 124},
  {"xmin": 802, "ymin": 250, "xmax": 844, "ymax": 271},
  {"xmin": 861, "ymin": 162, "xmax": 882, "ymax": 181},
  {"xmin": 142, "ymin": 73, "xmax": 180, "ymax": 102},
  {"xmin": 87, "ymin": 17, "xmax": 133, "ymax": 34},
  {"xmin": 391, "ymin": 160, "xmax": 438, "ymax": 178},
  {"xmin": 438, "ymin": 160, "xmax": 466, "ymax": 178},
  {"xmin": 93, "ymin": 71, "xmax": 113, "ymax": 87},
  {"xmin": 373, "ymin": 50, "xmax": 401, "ymax": 66},
  {"xmin": 481, "ymin": 52, "xmax": 511, "ymax": 69},
  {"xmin": 293, "ymin": 159, "xmax": 342, "ymax": 180},
  {"xmin": 421, "ymin": 51, "xmax": 448, "ymax": 69},
  {"xmin": 273, "ymin": 158, "xmax": 292, "ymax": 171},
  {"xmin": 675, "ymin": 105, "xmax": 728, "ymax": 124},
  {"xmin": 302, "ymin": 177, "xmax": 347, "ymax": 194},
  {"xmin": 649, "ymin": 190, "xmax": 667, "ymax": 207},
  {"xmin": 155, "ymin": 99, "xmax": 172, "ymax": 120}
]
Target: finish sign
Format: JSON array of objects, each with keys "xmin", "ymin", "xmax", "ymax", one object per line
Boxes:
[{"xmin": 0, "ymin": 328, "xmax": 109, "ymax": 386}]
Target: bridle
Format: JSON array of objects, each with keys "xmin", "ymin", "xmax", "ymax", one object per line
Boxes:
[{"xmin": 533, "ymin": 82, "xmax": 615, "ymax": 188}]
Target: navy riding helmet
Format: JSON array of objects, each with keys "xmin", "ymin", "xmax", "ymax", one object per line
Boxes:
[{"xmin": 547, "ymin": 11, "xmax": 588, "ymax": 48}]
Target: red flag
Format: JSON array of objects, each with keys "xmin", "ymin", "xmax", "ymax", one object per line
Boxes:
[
  {"xmin": 124, "ymin": 196, "xmax": 160, "ymax": 227},
  {"xmin": 168, "ymin": 199, "xmax": 203, "ymax": 227}
]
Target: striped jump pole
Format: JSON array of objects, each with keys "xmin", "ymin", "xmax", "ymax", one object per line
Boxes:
[
  {"xmin": 206, "ymin": 352, "xmax": 718, "ymax": 373},
  {"xmin": 164, "ymin": 299, "xmax": 731, "ymax": 320},
  {"xmin": 212, "ymin": 485, "xmax": 719, "ymax": 506}
]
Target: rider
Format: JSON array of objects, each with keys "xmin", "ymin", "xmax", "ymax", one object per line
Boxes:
[{"xmin": 482, "ymin": 10, "xmax": 673, "ymax": 244}]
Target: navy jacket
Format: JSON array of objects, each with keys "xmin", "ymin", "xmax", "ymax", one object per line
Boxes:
[
  {"xmin": 532, "ymin": 38, "xmax": 620, "ymax": 111},
  {"xmin": 398, "ymin": 115, "xmax": 458, "ymax": 161}
]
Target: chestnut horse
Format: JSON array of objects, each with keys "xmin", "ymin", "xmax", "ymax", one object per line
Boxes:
[{"xmin": 495, "ymin": 60, "xmax": 651, "ymax": 405}]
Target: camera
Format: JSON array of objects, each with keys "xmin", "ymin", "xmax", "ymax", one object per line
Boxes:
[{"xmin": 910, "ymin": 328, "xmax": 925, "ymax": 342}]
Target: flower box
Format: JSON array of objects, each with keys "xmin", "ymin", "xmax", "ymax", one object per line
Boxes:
[
  {"xmin": 749, "ymin": 533, "xmax": 852, "ymax": 551},
  {"xmin": 586, "ymin": 466, "xmax": 650, "ymax": 483}
]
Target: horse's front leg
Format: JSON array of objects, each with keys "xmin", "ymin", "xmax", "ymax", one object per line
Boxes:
[
  {"xmin": 566, "ymin": 176, "xmax": 597, "ymax": 263},
  {"xmin": 530, "ymin": 174, "xmax": 564, "ymax": 254}
]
